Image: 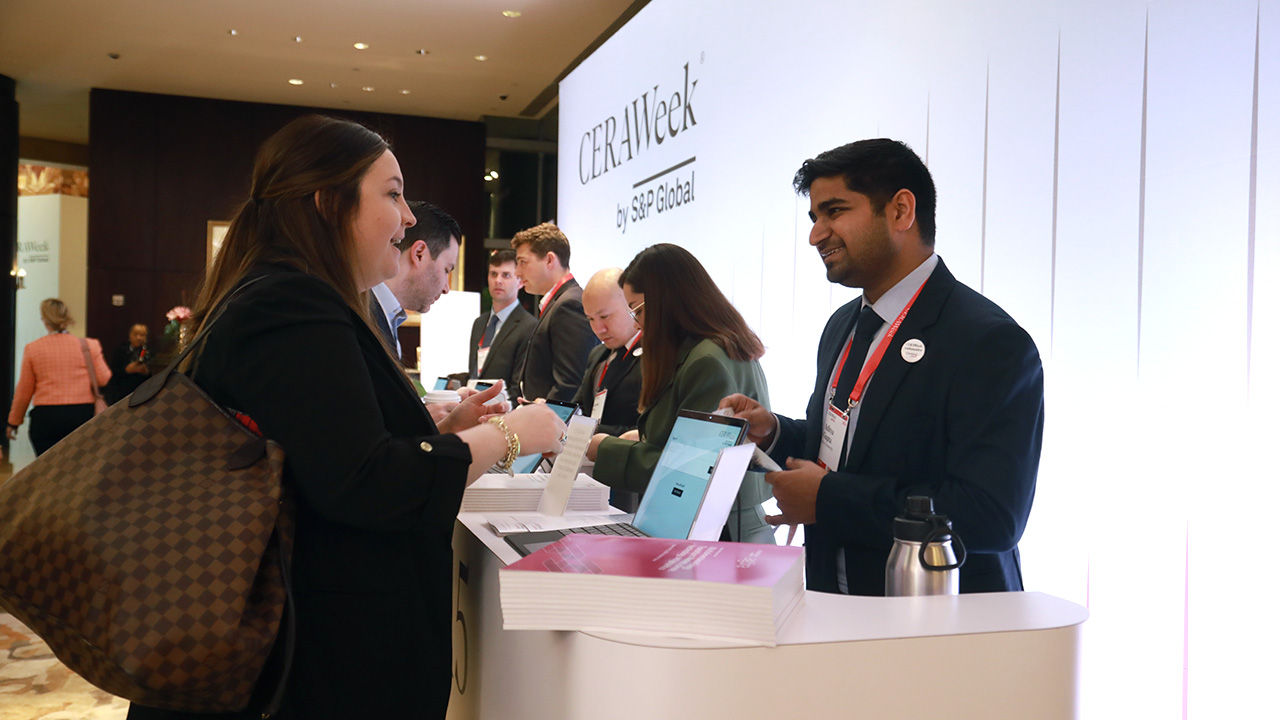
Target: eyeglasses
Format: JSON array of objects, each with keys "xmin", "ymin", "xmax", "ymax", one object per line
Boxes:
[{"xmin": 627, "ymin": 300, "xmax": 645, "ymax": 323}]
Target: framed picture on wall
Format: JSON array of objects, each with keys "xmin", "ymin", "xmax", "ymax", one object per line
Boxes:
[{"xmin": 206, "ymin": 220, "xmax": 230, "ymax": 269}]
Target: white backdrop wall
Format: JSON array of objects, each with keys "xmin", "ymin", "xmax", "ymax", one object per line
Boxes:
[{"xmin": 558, "ymin": 0, "xmax": 1278, "ymax": 716}]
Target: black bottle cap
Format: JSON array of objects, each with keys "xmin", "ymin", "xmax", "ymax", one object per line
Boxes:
[{"xmin": 893, "ymin": 496, "xmax": 953, "ymax": 542}]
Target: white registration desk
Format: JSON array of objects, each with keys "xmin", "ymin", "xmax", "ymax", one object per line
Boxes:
[{"xmin": 447, "ymin": 513, "xmax": 1087, "ymax": 720}]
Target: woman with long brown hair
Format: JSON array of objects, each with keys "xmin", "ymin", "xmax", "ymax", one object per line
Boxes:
[
  {"xmin": 126, "ymin": 115, "xmax": 564, "ymax": 720},
  {"xmin": 586, "ymin": 243, "xmax": 774, "ymax": 542}
]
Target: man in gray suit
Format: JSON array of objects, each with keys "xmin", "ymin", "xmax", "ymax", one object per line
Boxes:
[{"xmin": 468, "ymin": 249, "xmax": 535, "ymax": 391}]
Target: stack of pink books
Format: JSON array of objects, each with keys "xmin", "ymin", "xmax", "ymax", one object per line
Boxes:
[{"xmin": 500, "ymin": 535, "xmax": 805, "ymax": 646}]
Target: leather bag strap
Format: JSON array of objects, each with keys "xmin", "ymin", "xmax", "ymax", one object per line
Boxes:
[
  {"xmin": 77, "ymin": 337, "xmax": 105, "ymax": 403},
  {"xmin": 130, "ymin": 275, "xmax": 270, "ymax": 408}
]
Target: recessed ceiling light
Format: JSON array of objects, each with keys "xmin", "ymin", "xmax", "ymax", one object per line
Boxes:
[
  {"xmin": 399, "ymin": 89, "xmax": 411, "ymax": 95},
  {"xmin": 474, "ymin": 55, "xmax": 488, "ymax": 62},
  {"xmin": 329, "ymin": 82, "xmax": 339, "ymax": 89},
  {"xmin": 415, "ymin": 48, "xmax": 429, "ymax": 55},
  {"xmin": 107, "ymin": 52, "xmax": 120, "ymax": 60},
  {"xmin": 288, "ymin": 78, "xmax": 304, "ymax": 86},
  {"xmin": 362, "ymin": 86, "xmax": 375, "ymax": 92},
  {"xmin": 294, "ymin": 36, "xmax": 303, "ymax": 43},
  {"xmin": 353, "ymin": 42, "xmax": 369, "ymax": 50},
  {"xmin": 502, "ymin": 10, "xmax": 522, "ymax": 18},
  {"xmin": 490, "ymin": 171, "xmax": 500, "ymax": 179},
  {"xmin": 228, "ymin": 29, "xmax": 238, "ymax": 36}
]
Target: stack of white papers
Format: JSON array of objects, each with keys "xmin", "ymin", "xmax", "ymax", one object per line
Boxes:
[
  {"xmin": 500, "ymin": 535, "xmax": 806, "ymax": 647},
  {"xmin": 460, "ymin": 473, "xmax": 610, "ymax": 513}
]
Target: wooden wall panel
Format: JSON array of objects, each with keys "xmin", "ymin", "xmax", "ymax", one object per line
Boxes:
[{"xmin": 87, "ymin": 89, "xmax": 486, "ymax": 347}]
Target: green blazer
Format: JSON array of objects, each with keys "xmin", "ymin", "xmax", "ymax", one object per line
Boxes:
[{"xmin": 594, "ymin": 337, "xmax": 774, "ymax": 542}]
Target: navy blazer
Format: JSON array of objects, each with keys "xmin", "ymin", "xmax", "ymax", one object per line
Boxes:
[
  {"xmin": 515, "ymin": 278, "xmax": 599, "ymax": 402},
  {"xmin": 570, "ymin": 341, "xmax": 642, "ymax": 437},
  {"xmin": 468, "ymin": 304, "xmax": 535, "ymax": 391},
  {"xmin": 773, "ymin": 258, "xmax": 1043, "ymax": 596}
]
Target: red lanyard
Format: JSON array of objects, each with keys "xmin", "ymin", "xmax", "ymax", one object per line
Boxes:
[
  {"xmin": 539, "ymin": 273, "xmax": 574, "ymax": 315},
  {"xmin": 598, "ymin": 332, "xmax": 641, "ymax": 389},
  {"xmin": 829, "ymin": 281, "xmax": 928, "ymax": 410}
]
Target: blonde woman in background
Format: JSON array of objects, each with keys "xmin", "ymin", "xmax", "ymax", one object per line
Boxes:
[{"xmin": 7, "ymin": 298, "xmax": 111, "ymax": 455}]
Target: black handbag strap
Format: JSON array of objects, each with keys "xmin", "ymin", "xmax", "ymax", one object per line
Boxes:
[{"xmin": 129, "ymin": 275, "xmax": 270, "ymax": 407}]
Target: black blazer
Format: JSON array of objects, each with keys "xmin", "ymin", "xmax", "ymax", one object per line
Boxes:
[
  {"xmin": 467, "ymin": 304, "xmax": 535, "ymax": 391},
  {"xmin": 570, "ymin": 341, "xmax": 642, "ymax": 437},
  {"xmin": 515, "ymin": 278, "xmax": 599, "ymax": 402},
  {"xmin": 160, "ymin": 268, "xmax": 471, "ymax": 719},
  {"xmin": 773, "ymin": 259, "xmax": 1044, "ymax": 596},
  {"xmin": 103, "ymin": 341, "xmax": 149, "ymax": 405}
]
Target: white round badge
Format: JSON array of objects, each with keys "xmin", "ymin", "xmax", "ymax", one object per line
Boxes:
[
  {"xmin": 633, "ymin": 347, "xmax": 643, "ymax": 357},
  {"xmin": 901, "ymin": 338, "xmax": 926, "ymax": 363}
]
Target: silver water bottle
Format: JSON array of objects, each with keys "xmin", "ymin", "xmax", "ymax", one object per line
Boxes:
[{"xmin": 885, "ymin": 496, "xmax": 966, "ymax": 596}]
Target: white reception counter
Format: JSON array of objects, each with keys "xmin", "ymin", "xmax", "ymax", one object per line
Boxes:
[{"xmin": 446, "ymin": 513, "xmax": 1087, "ymax": 720}]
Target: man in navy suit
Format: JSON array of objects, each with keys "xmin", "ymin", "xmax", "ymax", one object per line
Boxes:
[
  {"xmin": 468, "ymin": 249, "xmax": 536, "ymax": 392},
  {"xmin": 721, "ymin": 139, "xmax": 1043, "ymax": 596},
  {"xmin": 511, "ymin": 222, "xmax": 599, "ymax": 402}
]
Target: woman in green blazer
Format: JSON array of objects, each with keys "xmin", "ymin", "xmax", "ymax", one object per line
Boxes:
[{"xmin": 587, "ymin": 243, "xmax": 774, "ymax": 543}]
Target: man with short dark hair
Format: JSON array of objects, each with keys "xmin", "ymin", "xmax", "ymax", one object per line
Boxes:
[
  {"xmin": 371, "ymin": 201, "xmax": 460, "ymax": 359},
  {"xmin": 510, "ymin": 222, "xmax": 598, "ymax": 402},
  {"xmin": 103, "ymin": 323, "xmax": 151, "ymax": 405},
  {"xmin": 468, "ymin": 249, "xmax": 535, "ymax": 391},
  {"xmin": 721, "ymin": 139, "xmax": 1044, "ymax": 596}
]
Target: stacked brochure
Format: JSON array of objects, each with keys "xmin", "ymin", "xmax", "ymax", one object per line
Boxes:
[
  {"xmin": 459, "ymin": 473, "xmax": 610, "ymax": 513},
  {"xmin": 500, "ymin": 535, "xmax": 805, "ymax": 647}
]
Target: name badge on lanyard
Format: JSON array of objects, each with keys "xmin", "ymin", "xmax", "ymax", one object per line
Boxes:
[
  {"xmin": 592, "ymin": 389, "xmax": 608, "ymax": 420},
  {"xmin": 475, "ymin": 346, "xmax": 491, "ymax": 373},
  {"xmin": 818, "ymin": 393, "xmax": 848, "ymax": 470},
  {"xmin": 817, "ymin": 281, "xmax": 928, "ymax": 471}
]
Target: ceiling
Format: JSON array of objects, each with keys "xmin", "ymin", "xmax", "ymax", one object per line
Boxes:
[{"xmin": 0, "ymin": 0, "xmax": 642, "ymax": 145}]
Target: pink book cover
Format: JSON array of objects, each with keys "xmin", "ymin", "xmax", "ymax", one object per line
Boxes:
[{"xmin": 504, "ymin": 535, "xmax": 803, "ymax": 587}]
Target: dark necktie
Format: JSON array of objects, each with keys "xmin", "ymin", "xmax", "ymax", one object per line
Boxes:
[
  {"xmin": 480, "ymin": 313, "xmax": 499, "ymax": 348},
  {"xmin": 832, "ymin": 304, "xmax": 884, "ymax": 411}
]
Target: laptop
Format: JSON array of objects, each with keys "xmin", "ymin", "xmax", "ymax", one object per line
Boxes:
[{"xmin": 504, "ymin": 409, "xmax": 750, "ymax": 556}]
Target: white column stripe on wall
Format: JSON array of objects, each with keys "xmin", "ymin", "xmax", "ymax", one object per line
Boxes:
[
  {"xmin": 1050, "ymin": 36, "xmax": 1062, "ymax": 355},
  {"xmin": 557, "ymin": 2, "xmax": 1278, "ymax": 716},
  {"xmin": 1138, "ymin": 13, "xmax": 1150, "ymax": 377},
  {"xmin": 980, "ymin": 66, "xmax": 990, "ymax": 294},
  {"xmin": 1246, "ymin": 5, "xmax": 1260, "ymax": 390}
]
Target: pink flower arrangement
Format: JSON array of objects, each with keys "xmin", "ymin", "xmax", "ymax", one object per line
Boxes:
[{"xmin": 164, "ymin": 306, "xmax": 193, "ymax": 346}]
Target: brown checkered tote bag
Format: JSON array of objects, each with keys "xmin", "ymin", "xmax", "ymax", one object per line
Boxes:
[{"xmin": 0, "ymin": 278, "xmax": 294, "ymax": 714}]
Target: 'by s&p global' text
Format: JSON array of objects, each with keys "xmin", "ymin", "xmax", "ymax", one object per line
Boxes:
[{"xmin": 616, "ymin": 170, "xmax": 695, "ymax": 234}]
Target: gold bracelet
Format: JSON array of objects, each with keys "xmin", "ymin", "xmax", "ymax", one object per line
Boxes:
[{"xmin": 488, "ymin": 416, "xmax": 521, "ymax": 474}]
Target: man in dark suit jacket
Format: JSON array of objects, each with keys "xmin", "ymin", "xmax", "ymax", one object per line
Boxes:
[
  {"xmin": 571, "ymin": 267, "xmax": 644, "ymax": 512},
  {"xmin": 468, "ymin": 249, "xmax": 535, "ymax": 392},
  {"xmin": 570, "ymin": 268, "xmax": 642, "ymax": 436},
  {"xmin": 721, "ymin": 139, "xmax": 1043, "ymax": 596},
  {"xmin": 511, "ymin": 222, "xmax": 599, "ymax": 402}
]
